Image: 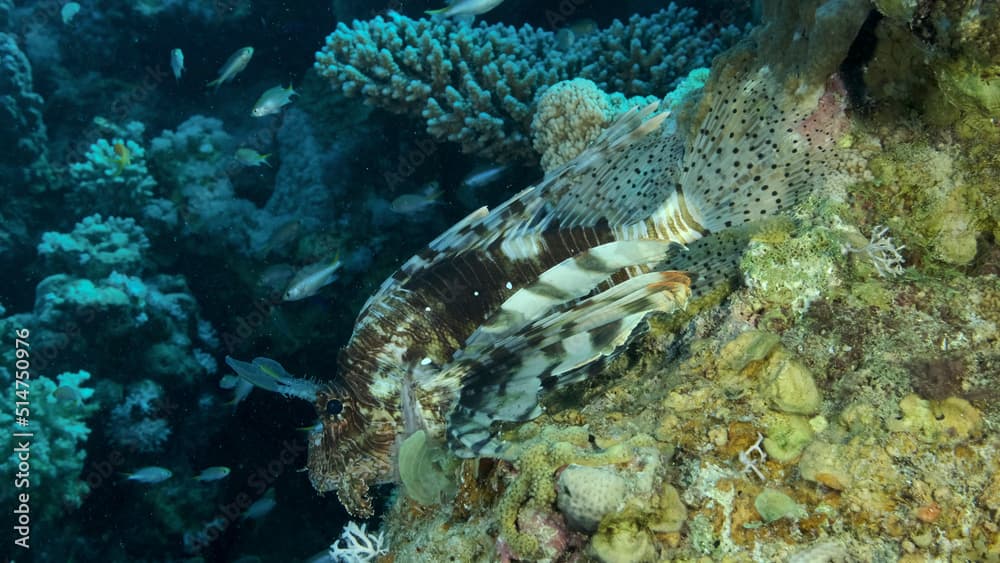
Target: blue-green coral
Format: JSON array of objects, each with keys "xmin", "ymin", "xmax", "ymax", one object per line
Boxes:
[
  {"xmin": 69, "ymin": 138, "xmax": 156, "ymax": 215},
  {"xmin": 315, "ymin": 5, "xmax": 740, "ymax": 161},
  {"xmin": 37, "ymin": 214, "xmax": 150, "ymax": 278},
  {"xmin": 0, "ymin": 369, "xmax": 99, "ymax": 523}
]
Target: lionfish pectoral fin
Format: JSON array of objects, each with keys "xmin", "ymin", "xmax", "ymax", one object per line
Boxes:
[
  {"xmin": 655, "ymin": 230, "xmax": 751, "ymax": 299},
  {"xmin": 456, "ymin": 239, "xmax": 683, "ymax": 362},
  {"xmin": 445, "ymin": 270, "xmax": 692, "ymax": 457}
]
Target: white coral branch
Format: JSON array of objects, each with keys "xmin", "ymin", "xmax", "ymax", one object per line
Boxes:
[
  {"xmin": 846, "ymin": 225, "xmax": 906, "ymax": 278},
  {"xmin": 329, "ymin": 521, "xmax": 389, "ymax": 563}
]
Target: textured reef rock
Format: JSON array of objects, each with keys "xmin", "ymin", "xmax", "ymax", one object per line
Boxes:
[
  {"xmin": 315, "ymin": 5, "xmax": 741, "ymax": 161},
  {"xmin": 0, "ymin": 30, "xmax": 54, "ymax": 258},
  {"xmin": 0, "ymin": 31, "xmax": 51, "ymax": 193}
]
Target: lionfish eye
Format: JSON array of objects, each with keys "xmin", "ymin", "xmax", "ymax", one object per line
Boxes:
[{"xmin": 325, "ymin": 399, "xmax": 343, "ymax": 416}]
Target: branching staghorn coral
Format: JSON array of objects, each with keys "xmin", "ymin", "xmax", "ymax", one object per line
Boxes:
[{"xmin": 315, "ymin": 5, "xmax": 741, "ymax": 161}]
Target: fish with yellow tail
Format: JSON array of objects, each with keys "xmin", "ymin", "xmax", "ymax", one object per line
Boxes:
[
  {"xmin": 252, "ymin": 84, "xmax": 296, "ymax": 117},
  {"xmin": 228, "ymin": 67, "xmax": 849, "ymax": 518},
  {"xmin": 207, "ymin": 46, "xmax": 253, "ymax": 91},
  {"xmin": 282, "ymin": 255, "xmax": 342, "ymax": 301},
  {"xmin": 234, "ymin": 147, "xmax": 270, "ymax": 167},
  {"xmin": 112, "ymin": 140, "xmax": 131, "ymax": 175}
]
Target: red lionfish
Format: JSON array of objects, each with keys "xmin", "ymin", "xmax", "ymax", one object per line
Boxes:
[{"xmin": 227, "ymin": 67, "xmax": 846, "ymax": 517}]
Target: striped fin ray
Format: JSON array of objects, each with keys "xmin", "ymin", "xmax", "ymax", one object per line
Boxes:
[
  {"xmin": 445, "ymin": 271, "xmax": 692, "ymax": 457},
  {"xmin": 455, "ymin": 239, "xmax": 684, "ymax": 361},
  {"xmin": 508, "ymin": 103, "xmax": 686, "ymax": 235}
]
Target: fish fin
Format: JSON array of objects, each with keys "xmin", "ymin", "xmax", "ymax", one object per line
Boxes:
[
  {"xmin": 523, "ymin": 102, "xmax": 683, "ymax": 231},
  {"xmin": 445, "ymin": 270, "xmax": 691, "ymax": 456},
  {"xmin": 455, "ymin": 239, "xmax": 683, "ymax": 360},
  {"xmin": 654, "ymin": 228, "xmax": 750, "ymax": 298},
  {"xmin": 677, "ymin": 67, "xmax": 845, "ymax": 232}
]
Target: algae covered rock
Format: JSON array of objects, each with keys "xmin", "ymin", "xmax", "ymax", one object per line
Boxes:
[
  {"xmin": 887, "ymin": 394, "xmax": 984, "ymax": 444},
  {"xmin": 754, "ymin": 488, "xmax": 808, "ymax": 523},
  {"xmin": 649, "ymin": 484, "xmax": 687, "ymax": 534},
  {"xmin": 761, "ymin": 349, "xmax": 821, "ymax": 415},
  {"xmin": 798, "ymin": 440, "xmax": 852, "ymax": 491},
  {"xmin": 557, "ymin": 464, "xmax": 627, "ymax": 532},
  {"xmin": 718, "ymin": 330, "xmax": 781, "ymax": 375},
  {"xmin": 762, "ymin": 412, "xmax": 815, "ymax": 462},
  {"xmin": 589, "ymin": 519, "xmax": 657, "ymax": 563}
]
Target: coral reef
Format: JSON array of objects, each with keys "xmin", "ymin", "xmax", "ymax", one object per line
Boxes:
[
  {"xmin": 0, "ymin": 368, "xmax": 99, "ymax": 523},
  {"xmin": 370, "ymin": 1, "xmax": 1000, "ymax": 562},
  {"xmin": 68, "ymin": 137, "xmax": 157, "ymax": 217},
  {"xmin": 530, "ymin": 78, "xmax": 656, "ymax": 171},
  {"xmin": 315, "ymin": 6, "xmax": 740, "ymax": 161},
  {"xmin": 37, "ymin": 214, "xmax": 150, "ymax": 278},
  {"xmin": 106, "ymin": 379, "xmax": 172, "ymax": 453},
  {"xmin": 0, "ymin": 31, "xmax": 52, "ymax": 194}
]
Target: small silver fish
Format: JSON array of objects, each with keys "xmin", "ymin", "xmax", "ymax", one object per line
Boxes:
[
  {"xmin": 252, "ymin": 84, "xmax": 297, "ymax": 117},
  {"xmin": 125, "ymin": 466, "xmax": 173, "ymax": 484},
  {"xmin": 228, "ymin": 378, "xmax": 254, "ymax": 411},
  {"xmin": 283, "ymin": 258, "xmax": 342, "ymax": 301},
  {"xmin": 235, "ymin": 148, "xmax": 271, "ymax": 167},
  {"xmin": 426, "ymin": 0, "xmax": 504, "ymax": 18},
  {"xmin": 194, "ymin": 466, "xmax": 231, "ymax": 482},
  {"xmin": 171, "ymin": 48, "xmax": 184, "ymax": 81},
  {"xmin": 207, "ymin": 46, "xmax": 254, "ymax": 90},
  {"xmin": 390, "ymin": 186, "xmax": 442, "ymax": 215},
  {"xmin": 219, "ymin": 374, "xmax": 240, "ymax": 390},
  {"xmin": 243, "ymin": 491, "xmax": 277, "ymax": 520},
  {"xmin": 462, "ymin": 164, "xmax": 508, "ymax": 188},
  {"xmin": 224, "ymin": 356, "xmax": 321, "ymax": 401},
  {"xmin": 262, "ymin": 220, "xmax": 302, "ymax": 256},
  {"xmin": 52, "ymin": 385, "xmax": 82, "ymax": 405}
]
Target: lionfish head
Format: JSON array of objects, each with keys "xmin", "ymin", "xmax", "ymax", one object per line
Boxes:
[{"xmin": 306, "ymin": 382, "xmax": 397, "ymax": 518}]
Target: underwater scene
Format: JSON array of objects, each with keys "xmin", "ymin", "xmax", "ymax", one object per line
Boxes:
[{"xmin": 2, "ymin": 0, "xmax": 1000, "ymax": 561}]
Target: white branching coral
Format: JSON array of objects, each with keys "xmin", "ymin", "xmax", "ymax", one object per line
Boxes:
[
  {"xmin": 328, "ymin": 521, "xmax": 389, "ymax": 563},
  {"xmin": 846, "ymin": 225, "xmax": 906, "ymax": 278},
  {"xmin": 739, "ymin": 432, "xmax": 768, "ymax": 481}
]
